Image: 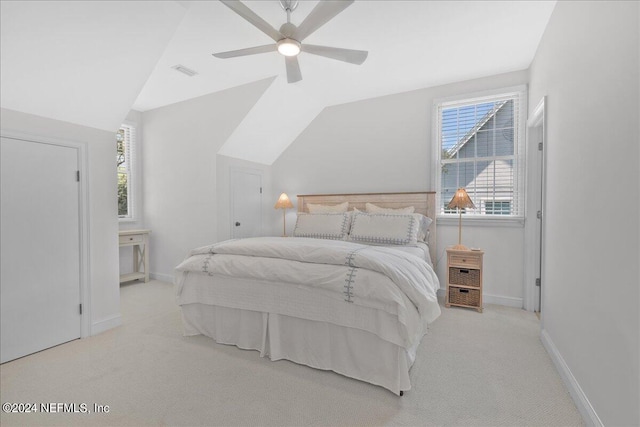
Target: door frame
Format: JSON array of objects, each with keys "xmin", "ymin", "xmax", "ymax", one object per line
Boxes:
[
  {"xmin": 1, "ymin": 129, "xmax": 91, "ymax": 338},
  {"xmin": 524, "ymin": 97, "xmax": 546, "ymax": 318},
  {"xmin": 229, "ymin": 167, "xmax": 263, "ymax": 239}
]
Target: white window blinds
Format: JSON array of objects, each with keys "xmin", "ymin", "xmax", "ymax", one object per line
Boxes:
[
  {"xmin": 436, "ymin": 89, "xmax": 526, "ymax": 217},
  {"xmin": 117, "ymin": 124, "xmax": 136, "ymax": 219}
]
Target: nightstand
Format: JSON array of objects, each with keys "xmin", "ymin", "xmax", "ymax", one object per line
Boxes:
[{"xmin": 445, "ymin": 248, "xmax": 484, "ymax": 312}]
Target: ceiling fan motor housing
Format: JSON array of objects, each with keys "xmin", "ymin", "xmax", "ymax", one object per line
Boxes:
[{"xmin": 279, "ymin": 22, "xmax": 297, "ymax": 38}]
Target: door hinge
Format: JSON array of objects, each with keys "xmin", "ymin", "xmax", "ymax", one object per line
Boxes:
[
  {"xmin": 535, "ymin": 278, "xmax": 541, "ymax": 287},
  {"xmin": 79, "ymin": 303, "xmax": 83, "ymax": 315},
  {"xmin": 537, "ymin": 210, "xmax": 542, "ymax": 219},
  {"xmin": 260, "ymin": 187, "xmax": 262, "ymax": 194},
  {"xmin": 538, "ymin": 142, "xmax": 543, "ymax": 151},
  {"xmin": 76, "ymin": 171, "xmax": 80, "ymax": 182}
]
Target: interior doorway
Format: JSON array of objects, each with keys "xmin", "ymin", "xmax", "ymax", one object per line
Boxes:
[
  {"xmin": 525, "ymin": 98, "xmax": 546, "ymax": 315},
  {"xmin": 230, "ymin": 168, "xmax": 263, "ymax": 239}
]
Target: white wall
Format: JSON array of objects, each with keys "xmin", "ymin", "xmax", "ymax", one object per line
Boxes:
[
  {"xmin": 271, "ymin": 70, "xmax": 529, "ymax": 306},
  {"xmin": 141, "ymin": 78, "xmax": 274, "ymax": 281},
  {"xmin": 1, "ymin": 107, "xmax": 121, "ymax": 334},
  {"xmin": 528, "ymin": 1, "xmax": 639, "ymax": 425}
]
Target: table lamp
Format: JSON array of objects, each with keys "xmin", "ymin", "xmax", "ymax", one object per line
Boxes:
[
  {"xmin": 447, "ymin": 188, "xmax": 475, "ymax": 250},
  {"xmin": 274, "ymin": 193, "xmax": 294, "ymax": 237}
]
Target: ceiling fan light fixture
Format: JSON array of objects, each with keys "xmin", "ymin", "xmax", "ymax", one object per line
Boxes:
[{"xmin": 277, "ymin": 38, "xmax": 301, "ymax": 57}]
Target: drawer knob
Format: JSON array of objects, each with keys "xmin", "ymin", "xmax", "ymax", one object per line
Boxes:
[
  {"xmin": 129, "ymin": 237, "xmax": 133, "ymax": 241},
  {"xmin": 462, "ymin": 259, "xmax": 466, "ymax": 262}
]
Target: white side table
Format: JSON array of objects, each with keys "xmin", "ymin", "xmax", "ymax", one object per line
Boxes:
[{"xmin": 119, "ymin": 229, "xmax": 151, "ymax": 283}]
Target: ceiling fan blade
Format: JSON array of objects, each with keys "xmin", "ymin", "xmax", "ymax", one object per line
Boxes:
[
  {"xmin": 213, "ymin": 44, "xmax": 276, "ymax": 59},
  {"xmin": 220, "ymin": 0, "xmax": 283, "ymax": 42},
  {"xmin": 285, "ymin": 56, "xmax": 302, "ymax": 83},
  {"xmin": 293, "ymin": 0, "xmax": 354, "ymax": 42},
  {"xmin": 301, "ymin": 44, "xmax": 367, "ymax": 65}
]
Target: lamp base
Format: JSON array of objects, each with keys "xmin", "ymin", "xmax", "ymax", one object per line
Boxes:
[{"xmin": 450, "ymin": 244, "xmax": 470, "ymax": 251}]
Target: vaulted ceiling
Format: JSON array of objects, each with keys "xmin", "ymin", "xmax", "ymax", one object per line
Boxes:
[
  {"xmin": 1, "ymin": 1, "xmax": 556, "ymax": 164},
  {"xmin": 0, "ymin": 1, "xmax": 187, "ymax": 132}
]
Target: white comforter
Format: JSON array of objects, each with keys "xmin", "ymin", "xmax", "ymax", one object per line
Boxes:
[{"xmin": 175, "ymin": 237, "xmax": 441, "ymax": 348}]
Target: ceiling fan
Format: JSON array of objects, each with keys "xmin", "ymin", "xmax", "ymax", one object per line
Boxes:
[{"xmin": 213, "ymin": 0, "xmax": 368, "ymax": 83}]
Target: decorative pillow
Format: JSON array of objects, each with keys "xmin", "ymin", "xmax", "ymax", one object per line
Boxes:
[
  {"xmin": 365, "ymin": 202, "xmax": 415, "ymax": 214},
  {"xmin": 349, "ymin": 212, "xmax": 420, "ymax": 246},
  {"xmin": 414, "ymin": 214, "xmax": 433, "ymax": 242},
  {"xmin": 293, "ymin": 212, "xmax": 351, "ymax": 240},
  {"xmin": 307, "ymin": 201, "xmax": 349, "ymax": 213}
]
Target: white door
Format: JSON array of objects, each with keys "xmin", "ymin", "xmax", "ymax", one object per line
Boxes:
[
  {"xmin": 230, "ymin": 169, "xmax": 262, "ymax": 239},
  {"xmin": 1, "ymin": 137, "xmax": 82, "ymax": 363},
  {"xmin": 534, "ymin": 125, "xmax": 546, "ymax": 314},
  {"xmin": 529, "ymin": 114, "xmax": 546, "ymax": 314}
]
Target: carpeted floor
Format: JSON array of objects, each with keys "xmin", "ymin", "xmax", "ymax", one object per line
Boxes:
[{"xmin": 0, "ymin": 280, "xmax": 583, "ymax": 426}]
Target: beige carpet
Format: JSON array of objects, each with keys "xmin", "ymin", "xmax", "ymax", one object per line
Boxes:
[{"xmin": 0, "ymin": 280, "xmax": 583, "ymax": 426}]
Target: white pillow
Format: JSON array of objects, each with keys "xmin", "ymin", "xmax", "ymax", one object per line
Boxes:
[
  {"xmin": 365, "ymin": 202, "xmax": 415, "ymax": 214},
  {"xmin": 414, "ymin": 214, "xmax": 433, "ymax": 242},
  {"xmin": 307, "ymin": 201, "xmax": 349, "ymax": 213},
  {"xmin": 293, "ymin": 213, "xmax": 351, "ymax": 240},
  {"xmin": 349, "ymin": 212, "xmax": 420, "ymax": 246}
]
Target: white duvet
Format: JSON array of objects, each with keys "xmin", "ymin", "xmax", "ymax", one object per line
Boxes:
[{"xmin": 175, "ymin": 237, "xmax": 441, "ymax": 348}]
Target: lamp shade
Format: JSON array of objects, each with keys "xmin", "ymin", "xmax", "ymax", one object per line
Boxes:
[
  {"xmin": 447, "ymin": 188, "xmax": 475, "ymax": 210},
  {"xmin": 274, "ymin": 193, "xmax": 293, "ymax": 209},
  {"xmin": 448, "ymin": 188, "xmax": 475, "ymax": 250}
]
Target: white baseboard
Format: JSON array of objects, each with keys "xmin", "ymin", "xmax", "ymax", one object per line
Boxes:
[
  {"xmin": 541, "ymin": 329, "xmax": 602, "ymax": 426},
  {"xmin": 483, "ymin": 293, "xmax": 523, "ymax": 308},
  {"xmin": 150, "ymin": 272, "xmax": 174, "ymax": 283},
  {"xmin": 91, "ymin": 314, "xmax": 122, "ymax": 335},
  {"xmin": 437, "ymin": 289, "xmax": 523, "ymax": 308}
]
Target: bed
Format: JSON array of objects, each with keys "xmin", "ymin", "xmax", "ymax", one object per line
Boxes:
[{"xmin": 174, "ymin": 192, "xmax": 441, "ymax": 395}]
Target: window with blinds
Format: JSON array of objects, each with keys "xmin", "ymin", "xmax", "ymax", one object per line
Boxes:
[
  {"xmin": 116, "ymin": 124, "xmax": 136, "ymax": 219},
  {"xmin": 436, "ymin": 89, "xmax": 525, "ymax": 217}
]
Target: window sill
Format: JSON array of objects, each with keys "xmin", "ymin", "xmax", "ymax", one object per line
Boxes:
[
  {"xmin": 118, "ymin": 217, "xmax": 137, "ymax": 224},
  {"xmin": 436, "ymin": 215, "xmax": 525, "ymax": 228}
]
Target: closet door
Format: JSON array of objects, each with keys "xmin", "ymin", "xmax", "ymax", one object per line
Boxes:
[
  {"xmin": 1, "ymin": 137, "xmax": 81, "ymax": 363},
  {"xmin": 230, "ymin": 169, "xmax": 263, "ymax": 239}
]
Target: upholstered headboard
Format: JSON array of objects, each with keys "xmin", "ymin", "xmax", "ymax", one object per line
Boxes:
[{"xmin": 297, "ymin": 192, "xmax": 437, "ymax": 263}]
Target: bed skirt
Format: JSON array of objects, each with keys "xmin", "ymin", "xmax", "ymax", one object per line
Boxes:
[{"xmin": 180, "ymin": 303, "xmax": 417, "ymax": 395}]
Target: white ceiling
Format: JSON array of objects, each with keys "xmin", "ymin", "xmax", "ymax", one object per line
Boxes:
[
  {"xmin": 134, "ymin": 0, "xmax": 556, "ymax": 164},
  {"xmin": 0, "ymin": 1, "xmax": 187, "ymax": 132},
  {"xmin": 0, "ymin": 1, "xmax": 556, "ymax": 164}
]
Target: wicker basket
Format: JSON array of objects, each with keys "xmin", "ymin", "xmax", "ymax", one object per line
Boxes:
[
  {"xmin": 449, "ymin": 267, "xmax": 480, "ymax": 287},
  {"xmin": 449, "ymin": 287, "xmax": 480, "ymax": 307}
]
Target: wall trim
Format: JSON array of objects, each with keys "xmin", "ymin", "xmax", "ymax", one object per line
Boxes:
[
  {"xmin": 483, "ymin": 293, "xmax": 523, "ymax": 308},
  {"xmin": 91, "ymin": 314, "xmax": 122, "ymax": 335},
  {"xmin": 151, "ymin": 272, "xmax": 174, "ymax": 283},
  {"xmin": 437, "ymin": 216, "xmax": 524, "ymax": 228},
  {"xmin": 541, "ymin": 329, "xmax": 603, "ymax": 427}
]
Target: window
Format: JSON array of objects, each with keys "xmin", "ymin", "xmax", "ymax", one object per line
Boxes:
[
  {"xmin": 484, "ymin": 200, "xmax": 511, "ymax": 215},
  {"xmin": 436, "ymin": 88, "xmax": 526, "ymax": 217},
  {"xmin": 116, "ymin": 124, "xmax": 136, "ymax": 220}
]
